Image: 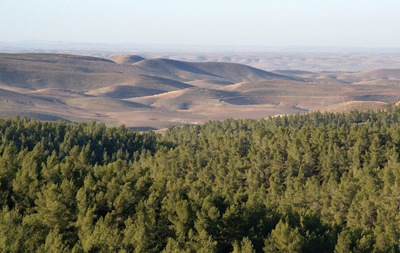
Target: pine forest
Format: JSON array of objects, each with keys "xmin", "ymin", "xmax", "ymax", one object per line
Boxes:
[{"xmin": 2, "ymin": 105, "xmax": 400, "ymax": 252}]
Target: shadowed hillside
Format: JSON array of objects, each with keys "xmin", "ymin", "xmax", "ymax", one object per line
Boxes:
[
  {"xmin": 187, "ymin": 61, "xmax": 299, "ymax": 82},
  {"xmin": 132, "ymin": 58, "xmax": 296, "ymax": 82},
  {"xmin": 85, "ymin": 74, "xmax": 193, "ymax": 98},
  {"xmin": 132, "ymin": 58, "xmax": 225, "ymax": 81}
]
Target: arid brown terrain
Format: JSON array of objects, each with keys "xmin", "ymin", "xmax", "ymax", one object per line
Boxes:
[{"xmin": 0, "ymin": 53, "xmax": 399, "ymax": 130}]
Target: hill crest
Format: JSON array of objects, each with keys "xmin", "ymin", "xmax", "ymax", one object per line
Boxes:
[{"xmin": 108, "ymin": 55, "xmax": 145, "ymax": 64}]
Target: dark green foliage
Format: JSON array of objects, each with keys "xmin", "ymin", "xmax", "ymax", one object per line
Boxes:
[{"xmin": 2, "ymin": 106, "xmax": 400, "ymax": 252}]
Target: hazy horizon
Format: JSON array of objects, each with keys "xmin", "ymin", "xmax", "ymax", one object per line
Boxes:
[{"xmin": 2, "ymin": 40, "xmax": 400, "ymax": 54}]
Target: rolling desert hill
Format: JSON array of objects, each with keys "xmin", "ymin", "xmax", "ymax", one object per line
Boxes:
[
  {"xmin": 185, "ymin": 61, "xmax": 299, "ymax": 82},
  {"xmin": 127, "ymin": 87, "xmax": 239, "ymax": 111},
  {"xmin": 131, "ymin": 58, "xmax": 295, "ymax": 83},
  {"xmin": 318, "ymin": 101, "xmax": 389, "ymax": 113},
  {"xmin": 132, "ymin": 58, "xmax": 225, "ymax": 81},
  {"xmin": 352, "ymin": 69, "xmax": 400, "ymax": 80},
  {"xmin": 108, "ymin": 54, "xmax": 145, "ymax": 64},
  {"xmin": 0, "ymin": 52, "xmax": 400, "ymax": 130},
  {"xmin": 85, "ymin": 74, "xmax": 193, "ymax": 99}
]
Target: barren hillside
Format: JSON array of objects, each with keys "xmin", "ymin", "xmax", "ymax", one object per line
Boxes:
[{"xmin": 0, "ymin": 53, "xmax": 399, "ymax": 129}]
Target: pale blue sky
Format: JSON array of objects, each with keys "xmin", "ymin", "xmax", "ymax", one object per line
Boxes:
[{"xmin": 1, "ymin": 0, "xmax": 399, "ymax": 47}]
